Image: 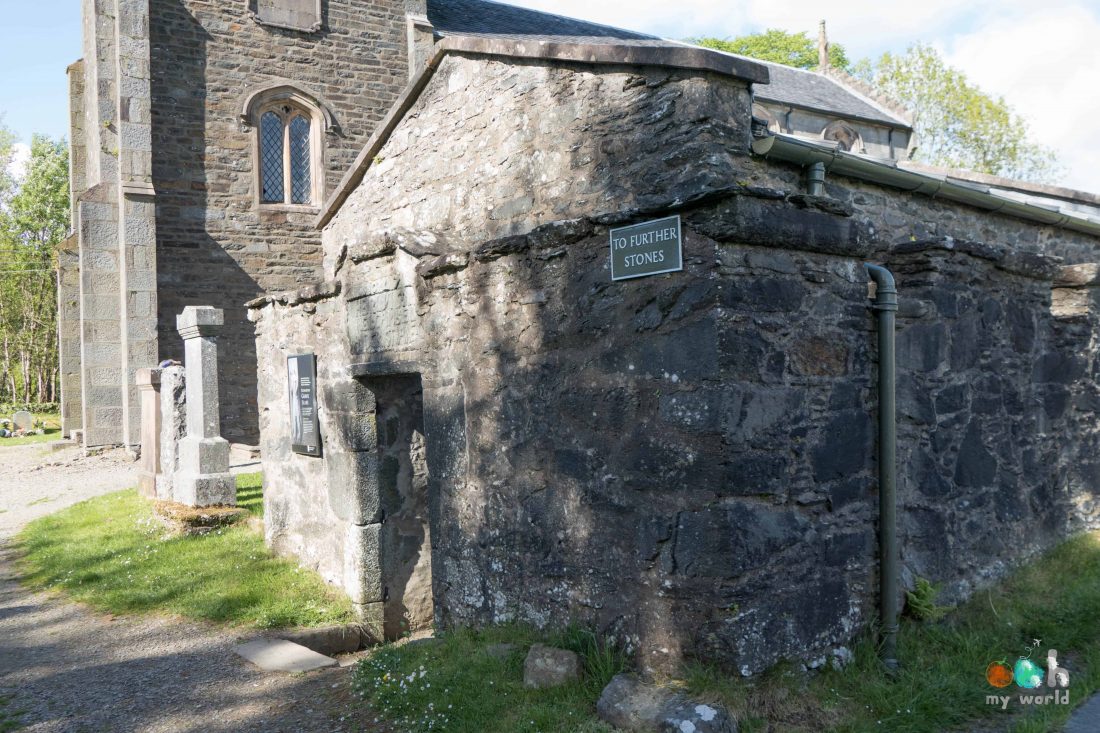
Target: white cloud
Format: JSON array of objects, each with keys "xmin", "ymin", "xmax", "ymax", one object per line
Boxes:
[
  {"xmin": 946, "ymin": 3, "xmax": 1100, "ymax": 193},
  {"xmin": 6, "ymin": 143, "xmax": 30, "ymax": 182}
]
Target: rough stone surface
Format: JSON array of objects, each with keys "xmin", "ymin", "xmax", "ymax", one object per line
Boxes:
[
  {"xmin": 597, "ymin": 674, "xmax": 673, "ymax": 731},
  {"xmin": 253, "ymin": 52, "xmax": 1100, "ymax": 677},
  {"xmin": 596, "ymin": 674, "xmax": 737, "ymax": 733},
  {"xmin": 156, "ymin": 365, "xmax": 187, "ymax": 500},
  {"xmin": 522, "ymin": 644, "xmax": 582, "ymax": 689}
]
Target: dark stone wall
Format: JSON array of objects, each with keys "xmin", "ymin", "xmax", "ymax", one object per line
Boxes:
[
  {"xmin": 253, "ymin": 53, "xmax": 1100, "ymax": 676},
  {"xmin": 150, "ymin": 0, "xmax": 409, "ymax": 442}
]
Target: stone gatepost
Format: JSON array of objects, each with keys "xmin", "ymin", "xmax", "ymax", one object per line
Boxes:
[
  {"xmin": 173, "ymin": 307, "xmax": 235, "ymax": 506},
  {"xmin": 322, "ymin": 379, "xmax": 385, "ymax": 640},
  {"xmin": 135, "ymin": 368, "xmax": 162, "ymax": 497}
]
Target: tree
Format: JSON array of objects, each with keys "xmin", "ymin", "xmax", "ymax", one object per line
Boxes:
[
  {"xmin": 0, "ymin": 133, "xmax": 70, "ymax": 405},
  {"xmin": 694, "ymin": 28, "xmax": 850, "ymax": 71},
  {"xmin": 856, "ymin": 44, "xmax": 1060, "ymax": 183},
  {"xmin": 0, "ymin": 116, "xmax": 15, "ymax": 206}
]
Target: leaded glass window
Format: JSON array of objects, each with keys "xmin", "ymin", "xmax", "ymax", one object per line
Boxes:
[
  {"xmin": 289, "ymin": 115, "xmax": 312, "ymax": 205},
  {"xmin": 260, "ymin": 112, "xmax": 285, "ymax": 203},
  {"xmin": 256, "ymin": 103, "xmax": 318, "ymax": 206}
]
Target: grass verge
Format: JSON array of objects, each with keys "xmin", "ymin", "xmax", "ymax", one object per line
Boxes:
[
  {"xmin": 352, "ymin": 532, "xmax": 1100, "ymax": 733},
  {"xmin": 685, "ymin": 530, "xmax": 1100, "ymax": 733},
  {"xmin": 16, "ymin": 473, "xmax": 352, "ymax": 629},
  {"xmin": 353, "ymin": 625, "xmax": 625, "ymax": 732}
]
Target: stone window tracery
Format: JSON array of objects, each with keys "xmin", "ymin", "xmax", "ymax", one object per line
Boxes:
[
  {"xmin": 243, "ymin": 85, "xmax": 331, "ymax": 208},
  {"xmin": 257, "ymin": 103, "xmax": 316, "ymax": 205}
]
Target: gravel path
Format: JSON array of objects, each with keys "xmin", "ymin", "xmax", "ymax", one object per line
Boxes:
[
  {"xmin": 0, "ymin": 443, "xmax": 383, "ymax": 732},
  {"xmin": 0, "ymin": 443, "xmax": 138, "ymax": 541}
]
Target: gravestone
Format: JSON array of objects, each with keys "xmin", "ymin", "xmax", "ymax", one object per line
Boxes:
[
  {"xmin": 136, "ymin": 368, "xmax": 162, "ymax": 497},
  {"xmin": 12, "ymin": 411, "xmax": 34, "ymax": 433},
  {"xmin": 156, "ymin": 366, "xmax": 187, "ymax": 501},
  {"xmin": 172, "ymin": 307, "xmax": 235, "ymax": 506}
]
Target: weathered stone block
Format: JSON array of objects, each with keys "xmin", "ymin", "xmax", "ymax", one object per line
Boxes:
[
  {"xmin": 326, "ymin": 451, "xmax": 383, "ymax": 524},
  {"xmin": 523, "ymin": 645, "xmax": 581, "ymax": 689},
  {"xmin": 597, "ymin": 674, "xmax": 737, "ymax": 733},
  {"xmin": 344, "ymin": 523, "xmax": 383, "ymax": 605},
  {"xmin": 673, "ymin": 503, "xmax": 807, "ymax": 578},
  {"xmin": 811, "ymin": 410, "xmax": 871, "ymax": 481}
]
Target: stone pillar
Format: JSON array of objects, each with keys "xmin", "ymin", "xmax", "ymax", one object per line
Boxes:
[
  {"xmin": 76, "ymin": 184, "xmax": 123, "ymax": 448},
  {"xmin": 57, "ymin": 238, "xmax": 84, "ymax": 439},
  {"xmin": 135, "ymin": 368, "xmax": 162, "ymax": 497},
  {"xmin": 156, "ymin": 365, "xmax": 186, "ymax": 501},
  {"xmin": 173, "ymin": 307, "xmax": 235, "ymax": 506},
  {"xmin": 116, "ymin": 0, "xmax": 159, "ymax": 450}
]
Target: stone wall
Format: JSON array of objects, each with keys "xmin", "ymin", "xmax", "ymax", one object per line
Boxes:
[
  {"xmin": 147, "ymin": 0, "xmax": 416, "ymax": 442},
  {"xmin": 253, "ymin": 52, "xmax": 1100, "ymax": 676}
]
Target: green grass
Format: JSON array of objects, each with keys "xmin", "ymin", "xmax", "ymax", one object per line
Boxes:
[
  {"xmin": 235, "ymin": 472, "xmax": 264, "ymax": 517},
  {"xmin": 0, "ymin": 411, "xmax": 61, "ymax": 446},
  {"xmin": 352, "ymin": 625, "xmax": 625, "ymax": 733},
  {"xmin": 684, "ymin": 531, "xmax": 1100, "ymax": 733},
  {"xmin": 0, "ymin": 694, "xmax": 21, "ymax": 732},
  {"xmin": 16, "ymin": 474, "xmax": 353, "ymax": 629}
]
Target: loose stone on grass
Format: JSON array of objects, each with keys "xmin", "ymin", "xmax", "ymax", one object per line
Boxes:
[
  {"xmin": 597, "ymin": 674, "xmax": 737, "ymax": 733},
  {"xmin": 523, "ymin": 644, "xmax": 582, "ymax": 688}
]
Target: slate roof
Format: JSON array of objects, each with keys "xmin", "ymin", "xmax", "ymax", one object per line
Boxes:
[
  {"xmin": 427, "ymin": 0, "xmax": 660, "ymax": 45},
  {"xmin": 751, "ymin": 61, "xmax": 911, "ymax": 128},
  {"xmin": 425, "ymin": 0, "xmax": 912, "ymax": 129}
]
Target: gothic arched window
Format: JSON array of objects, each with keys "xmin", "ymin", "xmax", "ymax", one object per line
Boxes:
[
  {"xmin": 258, "ymin": 102, "xmax": 317, "ymax": 206},
  {"xmin": 242, "ymin": 84, "xmax": 333, "ymax": 209}
]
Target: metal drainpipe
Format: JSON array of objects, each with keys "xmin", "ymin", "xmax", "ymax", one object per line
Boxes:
[
  {"xmin": 865, "ymin": 263, "xmax": 899, "ymax": 673},
  {"xmin": 807, "ymin": 162, "xmax": 826, "ymax": 197}
]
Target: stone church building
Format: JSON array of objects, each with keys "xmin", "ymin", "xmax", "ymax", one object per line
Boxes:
[
  {"xmin": 60, "ymin": 0, "xmax": 918, "ymax": 449},
  {"xmin": 62, "ymin": 0, "xmax": 1100, "ymax": 676}
]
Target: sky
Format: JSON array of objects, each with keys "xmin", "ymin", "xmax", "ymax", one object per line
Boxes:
[{"xmin": 2, "ymin": 0, "xmax": 1099, "ymax": 192}]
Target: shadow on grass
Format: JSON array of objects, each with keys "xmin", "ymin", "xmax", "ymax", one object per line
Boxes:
[{"xmin": 235, "ymin": 472, "xmax": 263, "ymax": 517}]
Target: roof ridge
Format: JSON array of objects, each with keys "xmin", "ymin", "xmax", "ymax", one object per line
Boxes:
[{"xmin": 429, "ymin": 0, "xmax": 659, "ymax": 40}]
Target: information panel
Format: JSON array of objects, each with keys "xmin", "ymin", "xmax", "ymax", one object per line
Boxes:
[{"xmin": 288, "ymin": 353, "xmax": 321, "ymax": 457}]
